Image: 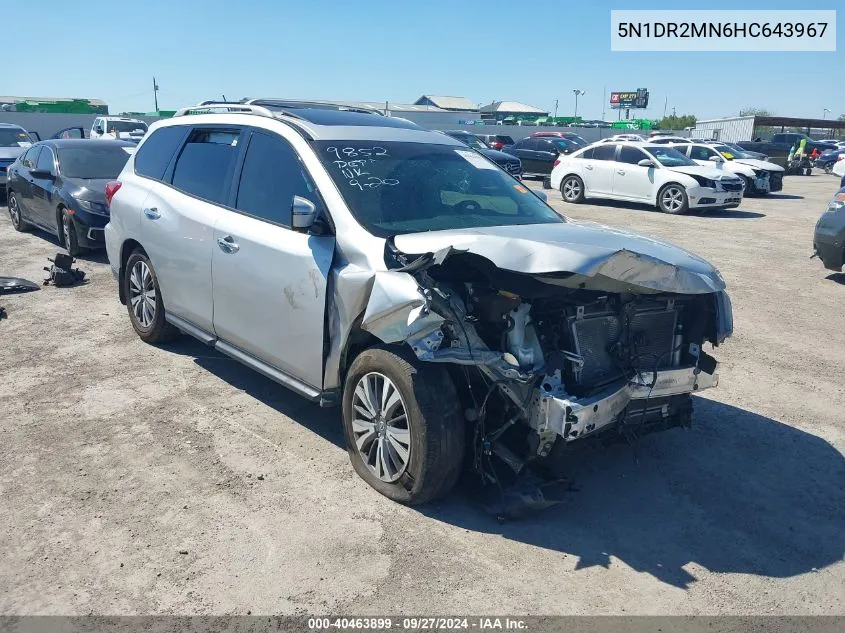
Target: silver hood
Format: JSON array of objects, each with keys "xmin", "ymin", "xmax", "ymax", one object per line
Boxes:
[{"xmin": 392, "ymin": 221, "xmax": 725, "ymax": 295}]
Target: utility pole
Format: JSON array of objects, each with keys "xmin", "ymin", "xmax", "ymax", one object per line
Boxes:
[
  {"xmin": 663, "ymin": 95, "xmax": 668, "ymax": 119},
  {"xmin": 152, "ymin": 77, "xmax": 159, "ymax": 112},
  {"xmin": 572, "ymin": 89, "xmax": 585, "ymax": 119},
  {"xmin": 554, "ymin": 99, "xmax": 559, "ymax": 119},
  {"xmin": 672, "ymin": 106, "xmax": 676, "ymax": 117},
  {"xmin": 601, "ymin": 86, "xmax": 606, "ymax": 121}
]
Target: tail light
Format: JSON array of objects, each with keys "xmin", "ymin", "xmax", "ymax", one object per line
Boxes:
[
  {"xmin": 553, "ymin": 159, "xmax": 561, "ymax": 167},
  {"xmin": 105, "ymin": 181, "xmax": 122, "ymax": 207}
]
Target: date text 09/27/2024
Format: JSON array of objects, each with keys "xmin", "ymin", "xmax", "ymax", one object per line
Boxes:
[{"xmin": 308, "ymin": 617, "xmax": 528, "ymax": 630}]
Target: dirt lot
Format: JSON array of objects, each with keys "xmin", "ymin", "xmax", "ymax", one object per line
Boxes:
[{"xmin": 1, "ymin": 174, "xmax": 843, "ymax": 616}]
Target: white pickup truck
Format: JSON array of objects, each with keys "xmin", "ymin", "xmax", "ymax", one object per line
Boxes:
[{"xmin": 90, "ymin": 116, "xmax": 148, "ymax": 143}]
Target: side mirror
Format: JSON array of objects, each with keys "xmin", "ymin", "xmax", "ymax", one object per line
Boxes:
[
  {"xmin": 637, "ymin": 158, "xmax": 655, "ymax": 168},
  {"xmin": 533, "ymin": 190, "xmax": 549, "ymax": 202},
  {"xmin": 291, "ymin": 196, "xmax": 317, "ymax": 230},
  {"xmin": 708, "ymin": 155, "xmax": 724, "ymax": 162},
  {"xmin": 30, "ymin": 169, "xmax": 54, "ymax": 179},
  {"xmin": 94, "ymin": 126, "xmax": 103, "ymax": 134}
]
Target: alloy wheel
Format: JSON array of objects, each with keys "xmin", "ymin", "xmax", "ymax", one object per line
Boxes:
[
  {"xmin": 9, "ymin": 195, "xmax": 20, "ymax": 226},
  {"xmin": 351, "ymin": 372, "xmax": 411, "ymax": 482},
  {"xmin": 662, "ymin": 187, "xmax": 684, "ymax": 212},
  {"xmin": 563, "ymin": 178, "xmax": 581, "ymax": 201},
  {"xmin": 62, "ymin": 215, "xmax": 72, "ymax": 250},
  {"xmin": 129, "ymin": 261, "xmax": 156, "ymax": 328}
]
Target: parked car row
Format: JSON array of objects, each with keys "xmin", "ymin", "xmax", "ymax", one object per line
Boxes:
[
  {"xmin": 4, "ymin": 100, "xmax": 734, "ymax": 505},
  {"xmin": 551, "ymin": 140, "xmax": 745, "ymax": 214}
]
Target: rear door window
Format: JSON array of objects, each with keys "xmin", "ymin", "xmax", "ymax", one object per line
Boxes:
[
  {"xmin": 234, "ymin": 131, "xmax": 319, "ymax": 227},
  {"xmin": 171, "ymin": 129, "xmax": 241, "ymax": 204},
  {"xmin": 592, "ymin": 144, "xmax": 618, "ymax": 161},
  {"xmin": 135, "ymin": 125, "xmax": 190, "ymax": 181}
]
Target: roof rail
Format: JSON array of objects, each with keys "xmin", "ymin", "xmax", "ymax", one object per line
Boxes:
[
  {"xmin": 246, "ymin": 98, "xmax": 385, "ymax": 116},
  {"xmin": 173, "ymin": 102, "xmax": 278, "ymax": 119}
]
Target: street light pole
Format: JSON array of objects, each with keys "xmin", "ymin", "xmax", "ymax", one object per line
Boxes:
[
  {"xmin": 573, "ymin": 89, "xmax": 585, "ymax": 119},
  {"xmin": 554, "ymin": 99, "xmax": 559, "ymax": 119},
  {"xmin": 152, "ymin": 77, "xmax": 159, "ymax": 112}
]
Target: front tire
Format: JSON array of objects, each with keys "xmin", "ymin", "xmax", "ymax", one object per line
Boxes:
[
  {"xmin": 560, "ymin": 175, "xmax": 585, "ymax": 203},
  {"xmin": 657, "ymin": 184, "xmax": 689, "ymax": 214},
  {"xmin": 123, "ymin": 249, "xmax": 179, "ymax": 344},
  {"xmin": 8, "ymin": 192, "xmax": 31, "ymax": 232},
  {"xmin": 61, "ymin": 208, "xmax": 83, "ymax": 257},
  {"xmin": 342, "ymin": 347, "xmax": 464, "ymax": 505}
]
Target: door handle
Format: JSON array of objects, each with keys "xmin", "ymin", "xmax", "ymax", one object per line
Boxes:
[
  {"xmin": 585, "ymin": 165, "xmax": 594, "ymax": 170},
  {"xmin": 617, "ymin": 169, "xmax": 626, "ymax": 175},
  {"xmin": 143, "ymin": 207, "xmax": 160, "ymax": 220},
  {"xmin": 217, "ymin": 235, "xmax": 239, "ymax": 253}
]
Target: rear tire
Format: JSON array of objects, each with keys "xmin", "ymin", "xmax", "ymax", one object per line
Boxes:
[
  {"xmin": 123, "ymin": 249, "xmax": 180, "ymax": 344},
  {"xmin": 342, "ymin": 346, "xmax": 464, "ymax": 505},
  {"xmin": 560, "ymin": 175, "xmax": 585, "ymax": 203},
  {"xmin": 8, "ymin": 192, "xmax": 30, "ymax": 232},
  {"xmin": 657, "ymin": 184, "xmax": 689, "ymax": 214}
]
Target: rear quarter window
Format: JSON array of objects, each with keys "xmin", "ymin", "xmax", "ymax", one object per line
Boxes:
[{"xmin": 134, "ymin": 126, "xmax": 190, "ymax": 181}]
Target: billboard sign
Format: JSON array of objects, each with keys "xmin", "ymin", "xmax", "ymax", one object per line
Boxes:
[{"xmin": 610, "ymin": 88, "xmax": 649, "ymax": 109}]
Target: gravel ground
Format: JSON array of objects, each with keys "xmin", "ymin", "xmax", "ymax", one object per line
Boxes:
[{"xmin": 0, "ymin": 173, "xmax": 843, "ymax": 616}]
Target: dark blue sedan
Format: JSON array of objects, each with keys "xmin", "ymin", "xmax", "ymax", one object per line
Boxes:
[
  {"xmin": 442, "ymin": 130, "xmax": 523, "ymax": 178},
  {"xmin": 6, "ymin": 139, "xmax": 134, "ymax": 255}
]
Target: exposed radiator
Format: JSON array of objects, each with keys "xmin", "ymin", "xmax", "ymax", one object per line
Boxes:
[{"xmin": 568, "ymin": 308, "xmax": 677, "ymax": 387}]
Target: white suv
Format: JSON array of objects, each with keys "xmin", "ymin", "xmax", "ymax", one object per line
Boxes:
[
  {"xmin": 551, "ymin": 141, "xmax": 745, "ymax": 214},
  {"xmin": 104, "ymin": 102, "xmax": 732, "ymax": 504}
]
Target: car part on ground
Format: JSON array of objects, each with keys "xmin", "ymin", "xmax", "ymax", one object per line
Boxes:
[
  {"xmin": 43, "ymin": 254, "xmax": 86, "ymax": 287},
  {"xmin": 0, "ymin": 277, "xmax": 40, "ymax": 294},
  {"xmin": 813, "ymin": 188, "xmax": 845, "ymax": 272},
  {"xmin": 105, "ymin": 102, "xmax": 733, "ymax": 506}
]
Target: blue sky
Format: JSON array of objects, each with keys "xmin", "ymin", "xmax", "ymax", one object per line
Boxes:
[{"xmin": 7, "ymin": 0, "xmax": 843, "ymax": 120}]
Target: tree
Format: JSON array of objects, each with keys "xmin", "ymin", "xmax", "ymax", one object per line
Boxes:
[
  {"xmin": 656, "ymin": 114, "xmax": 696, "ymax": 130},
  {"xmin": 838, "ymin": 114, "xmax": 845, "ymax": 122},
  {"xmin": 739, "ymin": 107, "xmax": 773, "ymax": 117}
]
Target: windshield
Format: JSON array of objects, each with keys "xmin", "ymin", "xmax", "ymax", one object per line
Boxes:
[
  {"xmin": 106, "ymin": 121, "xmax": 148, "ymax": 134},
  {"xmin": 646, "ymin": 146, "xmax": 697, "ymax": 167},
  {"xmin": 564, "ymin": 134, "xmax": 587, "ymax": 146},
  {"xmin": 0, "ymin": 128, "xmax": 34, "ymax": 147},
  {"xmin": 450, "ymin": 134, "xmax": 488, "ymax": 151},
  {"xmin": 58, "ymin": 146, "xmax": 132, "ymax": 178},
  {"xmin": 713, "ymin": 145, "xmax": 743, "ymax": 160},
  {"xmin": 315, "ymin": 141, "xmax": 563, "ymax": 237}
]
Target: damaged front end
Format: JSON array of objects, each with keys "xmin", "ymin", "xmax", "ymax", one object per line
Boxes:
[{"xmin": 357, "ymin": 227, "xmax": 733, "ymax": 487}]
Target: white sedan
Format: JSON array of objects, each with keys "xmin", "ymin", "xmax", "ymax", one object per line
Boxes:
[
  {"xmin": 679, "ymin": 143, "xmax": 785, "ymax": 195},
  {"xmin": 550, "ymin": 141, "xmax": 745, "ymax": 214}
]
